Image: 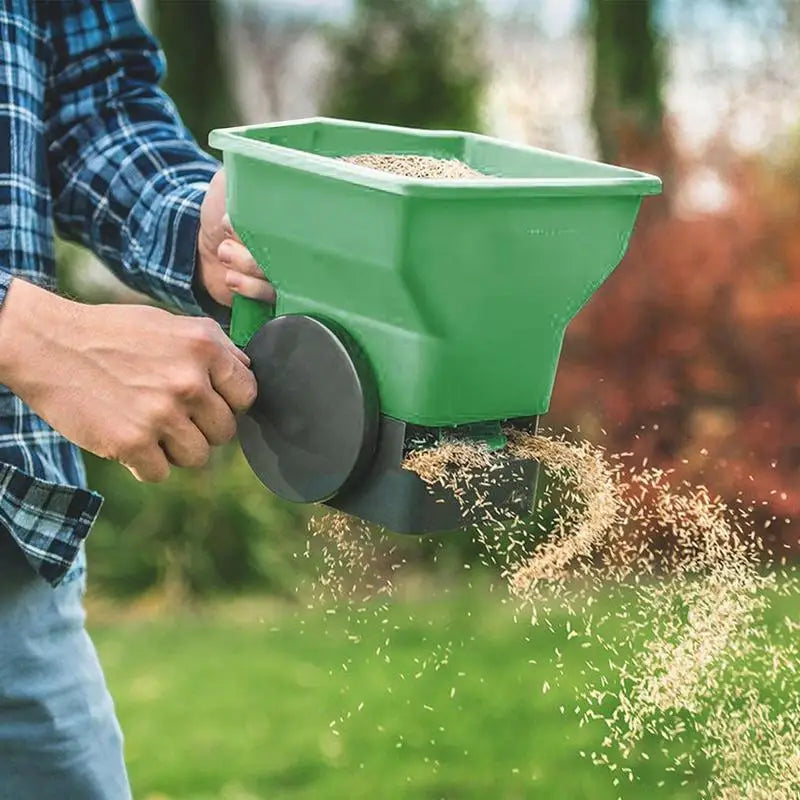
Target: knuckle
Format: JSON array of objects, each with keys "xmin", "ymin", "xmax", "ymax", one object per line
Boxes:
[
  {"xmin": 127, "ymin": 430, "xmax": 151, "ymax": 455},
  {"xmin": 224, "ymin": 368, "xmax": 257, "ymax": 411},
  {"xmin": 194, "ymin": 445, "xmax": 211, "ymax": 468},
  {"xmin": 243, "ymin": 374, "xmax": 258, "ymax": 407},
  {"xmin": 179, "ymin": 443, "xmax": 210, "ymax": 469},
  {"xmin": 187, "ymin": 318, "xmax": 223, "ymax": 354},
  {"xmin": 172, "ymin": 370, "xmax": 207, "ymax": 402},
  {"xmin": 212, "ymin": 413, "xmax": 237, "ymax": 445},
  {"xmin": 222, "ymin": 415, "xmax": 238, "ymax": 442},
  {"xmin": 116, "ymin": 428, "xmax": 152, "ymax": 461},
  {"xmin": 201, "ymin": 316, "xmax": 221, "ymax": 334},
  {"xmin": 150, "ymin": 395, "xmax": 179, "ymax": 427},
  {"xmin": 198, "ymin": 316, "xmax": 222, "ymax": 339},
  {"xmin": 216, "ymin": 358, "xmax": 237, "ymax": 384}
]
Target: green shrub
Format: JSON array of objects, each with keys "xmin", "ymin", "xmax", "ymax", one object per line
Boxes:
[
  {"xmin": 324, "ymin": 0, "xmax": 486, "ymax": 131},
  {"xmin": 84, "ymin": 446, "xmax": 312, "ymax": 600}
]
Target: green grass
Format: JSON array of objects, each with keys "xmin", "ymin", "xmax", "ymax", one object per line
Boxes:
[{"xmin": 90, "ymin": 576, "xmax": 727, "ymax": 800}]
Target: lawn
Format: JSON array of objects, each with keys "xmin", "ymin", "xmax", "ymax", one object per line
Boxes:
[{"xmin": 90, "ymin": 574, "xmax": 730, "ymax": 800}]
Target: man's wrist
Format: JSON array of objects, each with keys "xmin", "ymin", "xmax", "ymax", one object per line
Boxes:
[
  {"xmin": 0, "ymin": 279, "xmax": 76, "ymax": 392},
  {"xmin": 0, "ymin": 278, "xmax": 31, "ymax": 383}
]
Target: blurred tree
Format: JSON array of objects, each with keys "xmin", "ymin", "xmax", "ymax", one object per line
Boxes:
[
  {"xmin": 551, "ymin": 152, "xmax": 800, "ymax": 549},
  {"xmin": 324, "ymin": 0, "xmax": 485, "ymax": 131},
  {"xmin": 233, "ymin": 4, "xmax": 313, "ymax": 121},
  {"xmin": 150, "ymin": 0, "xmax": 240, "ymax": 149},
  {"xmin": 590, "ymin": 0, "xmax": 665, "ymax": 165}
]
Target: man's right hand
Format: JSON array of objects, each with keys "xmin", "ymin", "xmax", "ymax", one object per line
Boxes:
[{"xmin": 0, "ymin": 279, "xmax": 256, "ymax": 482}]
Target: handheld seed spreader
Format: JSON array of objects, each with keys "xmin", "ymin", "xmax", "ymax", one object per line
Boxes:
[{"xmin": 209, "ymin": 118, "xmax": 661, "ymax": 533}]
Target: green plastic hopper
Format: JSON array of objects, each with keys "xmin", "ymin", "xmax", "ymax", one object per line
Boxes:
[{"xmin": 209, "ymin": 117, "xmax": 661, "ymax": 533}]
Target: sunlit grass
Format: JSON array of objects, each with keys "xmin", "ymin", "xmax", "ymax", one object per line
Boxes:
[{"xmin": 91, "ymin": 572, "xmax": 776, "ymax": 800}]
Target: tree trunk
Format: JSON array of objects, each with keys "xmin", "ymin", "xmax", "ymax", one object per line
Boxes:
[
  {"xmin": 590, "ymin": 0, "xmax": 664, "ymax": 165},
  {"xmin": 150, "ymin": 0, "xmax": 241, "ymax": 151}
]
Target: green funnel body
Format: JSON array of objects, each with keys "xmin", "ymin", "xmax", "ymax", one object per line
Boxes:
[{"xmin": 210, "ymin": 118, "xmax": 660, "ymax": 427}]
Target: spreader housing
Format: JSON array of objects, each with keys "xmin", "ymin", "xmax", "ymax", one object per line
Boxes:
[{"xmin": 209, "ymin": 118, "xmax": 661, "ymax": 532}]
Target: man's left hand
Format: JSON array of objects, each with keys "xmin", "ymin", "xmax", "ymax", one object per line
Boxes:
[{"xmin": 197, "ymin": 169, "xmax": 275, "ymax": 308}]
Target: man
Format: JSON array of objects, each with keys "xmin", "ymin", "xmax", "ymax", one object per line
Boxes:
[{"xmin": 0, "ymin": 1, "xmax": 273, "ymax": 795}]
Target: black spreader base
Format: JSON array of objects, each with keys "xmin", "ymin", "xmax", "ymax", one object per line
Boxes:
[{"xmin": 330, "ymin": 416, "xmax": 540, "ymax": 534}]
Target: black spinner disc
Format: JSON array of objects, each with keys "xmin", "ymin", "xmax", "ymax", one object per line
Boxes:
[{"xmin": 239, "ymin": 315, "xmax": 379, "ymax": 504}]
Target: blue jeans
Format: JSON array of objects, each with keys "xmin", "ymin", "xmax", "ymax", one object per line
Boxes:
[{"xmin": 0, "ymin": 530, "xmax": 130, "ymax": 799}]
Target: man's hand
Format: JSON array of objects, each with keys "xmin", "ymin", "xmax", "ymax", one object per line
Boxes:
[
  {"xmin": 0, "ymin": 280, "xmax": 257, "ymax": 482},
  {"xmin": 197, "ymin": 169, "xmax": 275, "ymax": 307}
]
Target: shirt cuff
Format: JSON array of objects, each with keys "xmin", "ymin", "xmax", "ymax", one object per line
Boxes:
[
  {"xmin": 132, "ymin": 181, "xmax": 209, "ymax": 315},
  {"xmin": 132, "ymin": 181, "xmax": 231, "ymax": 328},
  {"xmin": 0, "ymin": 462, "xmax": 103, "ymax": 587}
]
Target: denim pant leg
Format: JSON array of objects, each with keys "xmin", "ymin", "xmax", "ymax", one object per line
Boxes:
[{"xmin": 0, "ymin": 531, "xmax": 131, "ymax": 800}]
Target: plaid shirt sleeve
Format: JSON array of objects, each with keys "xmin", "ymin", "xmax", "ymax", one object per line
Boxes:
[
  {"xmin": 43, "ymin": 0, "xmax": 220, "ymax": 314},
  {"xmin": 0, "ymin": 465, "xmax": 102, "ymax": 586}
]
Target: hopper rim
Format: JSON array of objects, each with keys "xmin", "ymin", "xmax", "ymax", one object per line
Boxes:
[{"xmin": 209, "ymin": 116, "xmax": 663, "ymax": 199}]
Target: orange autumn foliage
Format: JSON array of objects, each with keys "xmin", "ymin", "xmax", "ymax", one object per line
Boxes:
[{"xmin": 551, "ymin": 153, "xmax": 799, "ymax": 545}]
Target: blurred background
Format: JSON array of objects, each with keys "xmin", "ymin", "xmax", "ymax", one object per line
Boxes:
[{"xmin": 59, "ymin": 1, "xmax": 800, "ymax": 797}]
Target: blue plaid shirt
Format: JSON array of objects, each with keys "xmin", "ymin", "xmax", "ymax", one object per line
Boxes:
[{"xmin": 0, "ymin": 0, "xmax": 219, "ymax": 586}]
